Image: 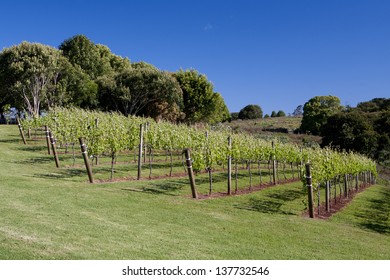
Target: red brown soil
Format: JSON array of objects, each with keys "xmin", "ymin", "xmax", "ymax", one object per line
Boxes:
[
  {"xmin": 195, "ymin": 178, "xmax": 300, "ymax": 199},
  {"xmin": 303, "ymin": 184, "xmax": 372, "ymax": 220},
  {"xmin": 94, "ymin": 171, "xmax": 189, "ymax": 183}
]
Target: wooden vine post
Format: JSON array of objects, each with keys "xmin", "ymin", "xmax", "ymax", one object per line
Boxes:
[
  {"xmin": 45, "ymin": 125, "xmax": 51, "ymax": 155},
  {"xmin": 137, "ymin": 124, "xmax": 144, "ymax": 180},
  {"xmin": 305, "ymin": 163, "xmax": 314, "ymax": 218},
  {"xmin": 325, "ymin": 181, "xmax": 330, "ymax": 212},
  {"xmin": 344, "ymin": 174, "xmax": 349, "ymax": 198},
  {"xmin": 94, "ymin": 118, "xmax": 99, "ymax": 165},
  {"xmin": 354, "ymin": 174, "xmax": 359, "ymax": 191},
  {"xmin": 79, "ymin": 137, "xmax": 94, "ymax": 183},
  {"xmin": 16, "ymin": 117, "xmax": 27, "ymax": 145},
  {"xmin": 227, "ymin": 136, "xmax": 232, "ymax": 195},
  {"xmin": 49, "ymin": 131, "xmax": 60, "ymax": 168},
  {"xmin": 183, "ymin": 148, "xmax": 198, "ymax": 199},
  {"xmin": 272, "ymin": 141, "xmax": 277, "ymax": 185}
]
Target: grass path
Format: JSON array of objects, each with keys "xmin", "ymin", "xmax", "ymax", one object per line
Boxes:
[{"xmin": 0, "ymin": 125, "xmax": 389, "ymax": 259}]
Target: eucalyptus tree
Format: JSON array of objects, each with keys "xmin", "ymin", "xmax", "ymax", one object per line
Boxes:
[
  {"xmin": 300, "ymin": 95, "xmax": 343, "ymax": 135},
  {"xmin": 59, "ymin": 34, "xmax": 103, "ymax": 79},
  {"xmin": 174, "ymin": 69, "xmax": 218, "ymax": 123},
  {"xmin": 113, "ymin": 65, "xmax": 183, "ymax": 120},
  {"xmin": 0, "ymin": 42, "xmax": 65, "ymax": 117},
  {"xmin": 208, "ymin": 92, "xmax": 230, "ymax": 123}
]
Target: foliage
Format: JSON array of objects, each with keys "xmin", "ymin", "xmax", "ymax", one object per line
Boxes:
[
  {"xmin": 59, "ymin": 35, "xmax": 105, "ymax": 79},
  {"xmin": 1, "ymin": 125, "xmax": 389, "ymax": 260},
  {"xmin": 357, "ymin": 98, "xmax": 390, "ymax": 112},
  {"xmin": 230, "ymin": 112, "xmax": 239, "ymax": 121},
  {"xmin": 1, "ymin": 35, "xmax": 230, "ymax": 124},
  {"xmin": 321, "ymin": 111, "xmax": 378, "ymax": 157},
  {"xmin": 112, "ymin": 66, "xmax": 184, "ymax": 119},
  {"xmin": 292, "ymin": 105, "xmax": 303, "ymax": 117},
  {"xmin": 238, "ymin": 104, "xmax": 263, "ymax": 120},
  {"xmin": 300, "ymin": 95, "xmax": 342, "ymax": 135},
  {"xmin": 174, "ymin": 69, "xmax": 229, "ymax": 123},
  {"xmin": 22, "ymin": 107, "xmax": 376, "ymax": 186},
  {"xmin": 321, "ymin": 100, "xmax": 390, "ymax": 165},
  {"xmin": 207, "ymin": 92, "xmax": 230, "ymax": 123},
  {"xmin": 0, "ymin": 42, "xmax": 65, "ymax": 117}
]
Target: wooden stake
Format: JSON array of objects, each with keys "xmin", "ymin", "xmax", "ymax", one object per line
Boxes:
[
  {"xmin": 344, "ymin": 173, "xmax": 349, "ymax": 198},
  {"xmin": 305, "ymin": 163, "xmax": 314, "ymax": 218},
  {"xmin": 49, "ymin": 131, "xmax": 60, "ymax": 168},
  {"xmin": 325, "ymin": 181, "xmax": 330, "ymax": 212},
  {"xmin": 184, "ymin": 148, "xmax": 198, "ymax": 199},
  {"xmin": 137, "ymin": 124, "xmax": 144, "ymax": 180},
  {"xmin": 45, "ymin": 125, "xmax": 51, "ymax": 155},
  {"xmin": 272, "ymin": 141, "xmax": 277, "ymax": 185},
  {"xmin": 227, "ymin": 136, "xmax": 232, "ymax": 195},
  {"xmin": 16, "ymin": 117, "xmax": 27, "ymax": 145},
  {"xmin": 79, "ymin": 137, "xmax": 94, "ymax": 183}
]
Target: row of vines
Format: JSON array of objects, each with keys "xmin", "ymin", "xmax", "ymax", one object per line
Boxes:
[{"xmin": 19, "ymin": 107, "xmax": 377, "ymax": 217}]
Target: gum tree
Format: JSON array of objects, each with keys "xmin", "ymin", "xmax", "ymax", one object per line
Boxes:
[
  {"xmin": 300, "ymin": 95, "xmax": 342, "ymax": 135},
  {"xmin": 0, "ymin": 42, "xmax": 65, "ymax": 117}
]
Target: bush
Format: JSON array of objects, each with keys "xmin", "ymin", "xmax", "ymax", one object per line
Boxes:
[{"xmin": 238, "ymin": 104, "xmax": 263, "ymax": 120}]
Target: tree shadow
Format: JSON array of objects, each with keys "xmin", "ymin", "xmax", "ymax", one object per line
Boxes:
[
  {"xmin": 33, "ymin": 168, "xmax": 86, "ymax": 180},
  {"xmin": 266, "ymin": 189, "xmax": 304, "ymax": 201},
  {"xmin": 354, "ymin": 188, "xmax": 390, "ymax": 235},
  {"xmin": 0, "ymin": 138, "xmax": 18, "ymax": 143},
  {"xmin": 236, "ymin": 188, "xmax": 305, "ymax": 215},
  {"xmin": 19, "ymin": 156, "xmax": 53, "ymax": 164},
  {"xmin": 17, "ymin": 146, "xmax": 47, "ymax": 152},
  {"xmin": 122, "ymin": 180, "xmax": 186, "ymax": 196}
]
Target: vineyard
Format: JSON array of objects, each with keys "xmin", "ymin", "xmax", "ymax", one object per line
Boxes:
[
  {"xmin": 1, "ymin": 120, "xmax": 389, "ymax": 259},
  {"xmin": 18, "ymin": 107, "xmax": 377, "ymax": 218}
]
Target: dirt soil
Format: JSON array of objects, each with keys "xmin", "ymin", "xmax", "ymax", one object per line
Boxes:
[
  {"xmin": 304, "ymin": 183, "xmax": 372, "ymax": 219},
  {"xmin": 195, "ymin": 178, "xmax": 300, "ymax": 199}
]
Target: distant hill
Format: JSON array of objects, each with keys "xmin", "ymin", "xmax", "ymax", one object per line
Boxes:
[{"xmin": 225, "ymin": 116, "xmax": 321, "ymax": 145}]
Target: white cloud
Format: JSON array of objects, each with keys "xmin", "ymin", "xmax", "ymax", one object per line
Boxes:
[{"xmin": 204, "ymin": 23, "xmax": 213, "ymax": 31}]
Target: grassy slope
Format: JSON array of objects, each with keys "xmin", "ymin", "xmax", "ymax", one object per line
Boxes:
[
  {"xmin": 227, "ymin": 116, "xmax": 321, "ymax": 145},
  {"xmin": 0, "ymin": 125, "xmax": 389, "ymax": 260}
]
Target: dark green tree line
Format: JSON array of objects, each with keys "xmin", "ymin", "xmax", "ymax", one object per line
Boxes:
[
  {"xmin": 0, "ymin": 35, "xmax": 230, "ymax": 124},
  {"xmin": 302, "ymin": 96, "xmax": 390, "ymax": 164}
]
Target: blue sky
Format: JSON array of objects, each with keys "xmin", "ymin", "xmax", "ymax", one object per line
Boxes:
[{"xmin": 1, "ymin": 0, "xmax": 389, "ymax": 115}]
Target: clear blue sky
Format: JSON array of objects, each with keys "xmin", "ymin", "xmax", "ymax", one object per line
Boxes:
[{"xmin": 1, "ymin": 0, "xmax": 389, "ymax": 115}]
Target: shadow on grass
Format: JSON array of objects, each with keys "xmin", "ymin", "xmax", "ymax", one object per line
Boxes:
[
  {"xmin": 33, "ymin": 168, "xmax": 86, "ymax": 180},
  {"xmin": 236, "ymin": 188, "xmax": 304, "ymax": 215},
  {"xmin": 267, "ymin": 189, "xmax": 304, "ymax": 201},
  {"xmin": 122, "ymin": 180, "xmax": 186, "ymax": 196},
  {"xmin": 0, "ymin": 138, "xmax": 18, "ymax": 143},
  {"xmin": 17, "ymin": 145, "xmax": 47, "ymax": 152},
  {"xmin": 354, "ymin": 188, "xmax": 390, "ymax": 235},
  {"xmin": 20, "ymin": 156, "xmax": 53, "ymax": 165}
]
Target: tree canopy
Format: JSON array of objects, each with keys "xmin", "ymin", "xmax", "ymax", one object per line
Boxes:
[
  {"xmin": 238, "ymin": 104, "xmax": 263, "ymax": 120},
  {"xmin": 0, "ymin": 42, "xmax": 65, "ymax": 117},
  {"xmin": 174, "ymin": 69, "xmax": 229, "ymax": 123},
  {"xmin": 0, "ymin": 35, "xmax": 230, "ymax": 123},
  {"xmin": 300, "ymin": 95, "xmax": 342, "ymax": 135},
  {"xmin": 319, "ymin": 98, "xmax": 390, "ymax": 164}
]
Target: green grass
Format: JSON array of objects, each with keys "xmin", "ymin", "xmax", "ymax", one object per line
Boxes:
[{"xmin": 0, "ymin": 125, "xmax": 389, "ymax": 259}]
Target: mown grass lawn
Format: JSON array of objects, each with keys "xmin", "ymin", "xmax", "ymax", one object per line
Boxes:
[{"xmin": 0, "ymin": 125, "xmax": 389, "ymax": 259}]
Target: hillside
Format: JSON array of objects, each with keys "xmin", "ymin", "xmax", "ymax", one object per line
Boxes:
[
  {"xmin": 0, "ymin": 125, "xmax": 389, "ymax": 259},
  {"xmin": 226, "ymin": 116, "xmax": 321, "ymax": 145}
]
